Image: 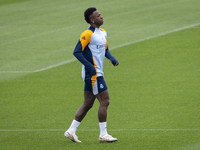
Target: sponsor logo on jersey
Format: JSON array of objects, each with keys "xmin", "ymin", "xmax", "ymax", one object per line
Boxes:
[{"xmin": 97, "ymin": 44, "xmax": 105, "ymax": 49}]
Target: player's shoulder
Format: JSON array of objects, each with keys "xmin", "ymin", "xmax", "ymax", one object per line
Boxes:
[
  {"xmin": 81, "ymin": 29, "xmax": 93, "ymax": 37},
  {"xmin": 80, "ymin": 28, "xmax": 93, "ymax": 41},
  {"xmin": 100, "ymin": 28, "xmax": 107, "ymax": 37},
  {"xmin": 100, "ymin": 28, "xmax": 106, "ymax": 32}
]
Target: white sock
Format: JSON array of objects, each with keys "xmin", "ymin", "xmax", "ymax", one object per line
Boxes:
[
  {"xmin": 67, "ymin": 119, "xmax": 80, "ymax": 133},
  {"xmin": 99, "ymin": 122, "xmax": 108, "ymax": 137}
]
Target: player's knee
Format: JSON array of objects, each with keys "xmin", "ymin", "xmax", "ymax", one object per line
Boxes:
[
  {"xmin": 88, "ymin": 102, "xmax": 94, "ymax": 109},
  {"xmin": 105, "ymin": 94, "xmax": 110, "ymax": 106},
  {"xmin": 106, "ymin": 100, "xmax": 110, "ymax": 107},
  {"xmin": 103, "ymin": 98, "xmax": 110, "ymax": 107},
  {"xmin": 83, "ymin": 102, "xmax": 94, "ymax": 110}
]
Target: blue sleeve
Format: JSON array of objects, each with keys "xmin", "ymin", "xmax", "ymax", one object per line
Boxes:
[
  {"xmin": 73, "ymin": 40, "xmax": 96, "ymax": 75},
  {"xmin": 105, "ymin": 47, "xmax": 119, "ymax": 66}
]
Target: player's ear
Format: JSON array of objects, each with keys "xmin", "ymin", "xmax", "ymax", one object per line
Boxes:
[{"xmin": 90, "ymin": 18, "xmax": 94, "ymax": 24}]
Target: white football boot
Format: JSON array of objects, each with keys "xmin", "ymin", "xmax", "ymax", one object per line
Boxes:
[
  {"xmin": 64, "ymin": 131, "xmax": 81, "ymax": 143},
  {"xmin": 99, "ymin": 134, "xmax": 117, "ymax": 143}
]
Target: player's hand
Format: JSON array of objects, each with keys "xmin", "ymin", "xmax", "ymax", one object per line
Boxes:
[
  {"xmin": 109, "ymin": 61, "xmax": 119, "ymax": 66},
  {"xmin": 114, "ymin": 62, "xmax": 119, "ymax": 66}
]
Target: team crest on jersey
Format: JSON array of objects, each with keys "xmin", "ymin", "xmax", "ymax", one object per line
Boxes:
[{"xmin": 100, "ymin": 84, "xmax": 104, "ymax": 89}]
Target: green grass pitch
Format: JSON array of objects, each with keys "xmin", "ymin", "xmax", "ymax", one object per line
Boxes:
[{"xmin": 0, "ymin": 0, "xmax": 200, "ymax": 150}]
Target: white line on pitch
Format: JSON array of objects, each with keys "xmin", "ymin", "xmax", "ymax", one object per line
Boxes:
[
  {"xmin": 33, "ymin": 58, "xmax": 76, "ymax": 72},
  {"xmin": 0, "ymin": 129, "xmax": 200, "ymax": 132},
  {"xmin": 1, "ymin": 22, "xmax": 200, "ymax": 74},
  {"xmin": 0, "ymin": 71, "xmax": 34, "ymax": 73},
  {"xmin": 0, "ymin": 58, "xmax": 76, "ymax": 74},
  {"xmin": 110, "ymin": 22, "xmax": 200, "ymax": 50}
]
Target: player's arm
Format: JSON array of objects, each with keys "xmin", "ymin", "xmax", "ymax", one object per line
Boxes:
[
  {"xmin": 104, "ymin": 34, "xmax": 119, "ymax": 66},
  {"xmin": 73, "ymin": 31, "xmax": 96, "ymax": 75},
  {"xmin": 105, "ymin": 47, "xmax": 119, "ymax": 66}
]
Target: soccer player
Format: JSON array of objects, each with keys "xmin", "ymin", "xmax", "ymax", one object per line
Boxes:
[{"xmin": 64, "ymin": 7, "xmax": 119, "ymax": 143}]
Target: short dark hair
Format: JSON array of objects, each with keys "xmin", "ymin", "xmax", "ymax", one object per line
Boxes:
[{"xmin": 84, "ymin": 7, "xmax": 97, "ymax": 24}]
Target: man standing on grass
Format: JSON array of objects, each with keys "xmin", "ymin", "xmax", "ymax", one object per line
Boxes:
[{"xmin": 64, "ymin": 7, "xmax": 119, "ymax": 143}]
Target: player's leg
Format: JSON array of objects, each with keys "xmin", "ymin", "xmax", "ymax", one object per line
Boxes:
[
  {"xmin": 96, "ymin": 89, "xmax": 109, "ymax": 122},
  {"xmin": 75, "ymin": 91, "xmax": 96, "ymax": 122},
  {"xmin": 64, "ymin": 91, "xmax": 95, "ymax": 142},
  {"xmin": 65, "ymin": 77, "xmax": 96, "ymax": 142},
  {"xmin": 96, "ymin": 90, "xmax": 117, "ymax": 142},
  {"xmin": 95, "ymin": 78, "xmax": 117, "ymax": 143}
]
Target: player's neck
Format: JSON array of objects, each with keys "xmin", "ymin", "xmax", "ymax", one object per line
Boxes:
[{"xmin": 90, "ymin": 24, "xmax": 100, "ymax": 29}]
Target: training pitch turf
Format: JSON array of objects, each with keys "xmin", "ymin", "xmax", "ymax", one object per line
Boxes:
[{"xmin": 0, "ymin": 0, "xmax": 200, "ymax": 150}]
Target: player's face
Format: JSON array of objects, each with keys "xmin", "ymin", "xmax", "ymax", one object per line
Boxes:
[{"xmin": 91, "ymin": 10, "xmax": 104, "ymax": 26}]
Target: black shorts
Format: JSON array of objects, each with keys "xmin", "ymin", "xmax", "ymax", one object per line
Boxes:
[{"xmin": 84, "ymin": 76, "xmax": 108, "ymax": 95}]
